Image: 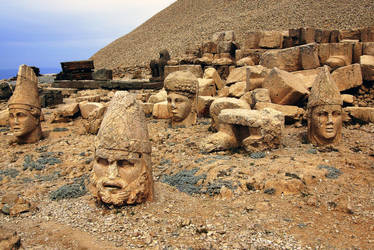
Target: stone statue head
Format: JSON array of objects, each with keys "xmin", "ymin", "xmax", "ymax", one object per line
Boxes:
[
  {"xmin": 307, "ymin": 66, "xmax": 342, "ymax": 146},
  {"xmin": 164, "ymin": 71, "xmax": 198, "ymax": 127},
  {"xmin": 8, "ymin": 65, "xmax": 42, "ymax": 144},
  {"xmin": 91, "ymin": 91, "xmax": 153, "ymax": 206}
]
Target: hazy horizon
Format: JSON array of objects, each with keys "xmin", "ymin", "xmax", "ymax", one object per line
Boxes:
[{"xmin": 0, "ymin": 0, "xmax": 176, "ymax": 76}]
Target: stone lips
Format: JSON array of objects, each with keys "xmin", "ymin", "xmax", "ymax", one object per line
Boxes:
[
  {"xmin": 161, "ymin": 71, "xmax": 198, "ymax": 97},
  {"xmin": 95, "ymin": 91, "xmax": 151, "ymax": 154},
  {"xmin": 307, "ymin": 66, "xmax": 342, "ymax": 110},
  {"xmin": 8, "ymin": 64, "xmax": 41, "ymax": 112}
]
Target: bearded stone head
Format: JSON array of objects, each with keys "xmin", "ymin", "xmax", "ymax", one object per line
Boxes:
[{"xmin": 91, "ymin": 91, "xmax": 153, "ymax": 206}]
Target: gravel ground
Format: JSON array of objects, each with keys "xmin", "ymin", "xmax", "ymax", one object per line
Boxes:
[{"xmin": 91, "ymin": 0, "xmax": 374, "ymax": 69}]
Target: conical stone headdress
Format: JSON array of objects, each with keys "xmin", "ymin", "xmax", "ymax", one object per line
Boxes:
[
  {"xmin": 8, "ymin": 64, "xmax": 41, "ymax": 112},
  {"xmin": 307, "ymin": 66, "xmax": 342, "ymax": 109},
  {"xmin": 95, "ymin": 91, "xmax": 151, "ymax": 155}
]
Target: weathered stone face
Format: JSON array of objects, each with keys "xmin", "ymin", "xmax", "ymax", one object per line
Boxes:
[
  {"xmin": 91, "ymin": 91, "xmax": 153, "ymax": 206},
  {"xmin": 8, "ymin": 65, "xmax": 42, "ymax": 144},
  {"xmin": 167, "ymin": 92, "xmax": 193, "ymax": 123},
  {"xmin": 308, "ymin": 104, "xmax": 342, "ymax": 146},
  {"xmin": 92, "ymin": 151, "xmax": 152, "ymax": 206},
  {"xmin": 8, "ymin": 108, "xmax": 40, "ymax": 140}
]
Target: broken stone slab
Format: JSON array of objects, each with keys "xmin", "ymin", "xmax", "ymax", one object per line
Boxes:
[
  {"xmin": 201, "ymin": 41, "xmax": 218, "ymax": 54},
  {"xmin": 339, "ymin": 28, "xmax": 361, "ymax": 41},
  {"xmin": 152, "ymin": 101, "xmax": 171, "ymax": 119},
  {"xmin": 197, "ymin": 96, "xmax": 217, "ymax": 117},
  {"xmin": 218, "ymin": 108, "xmax": 284, "ymax": 152},
  {"xmin": 299, "ymin": 43, "xmax": 320, "ymax": 70},
  {"xmin": 212, "ymin": 30, "xmax": 236, "ymax": 42},
  {"xmin": 76, "ymin": 95, "xmax": 101, "ymax": 103},
  {"xmin": 260, "ymin": 46, "xmax": 301, "ymax": 72},
  {"xmin": 203, "ymin": 67, "xmax": 225, "ymax": 90},
  {"xmin": 248, "ymin": 88, "xmax": 271, "ymax": 108},
  {"xmin": 331, "ymin": 64, "xmax": 363, "ymax": 91},
  {"xmin": 345, "ymin": 107, "xmax": 374, "ymax": 123},
  {"xmin": 164, "ymin": 65, "xmax": 204, "ymax": 79},
  {"xmin": 246, "ymin": 65, "xmax": 271, "ymax": 91},
  {"xmin": 263, "ymin": 67, "xmax": 309, "ymax": 105},
  {"xmin": 236, "ymin": 57, "xmax": 255, "ymax": 66},
  {"xmin": 148, "ymin": 88, "xmax": 167, "ymax": 103},
  {"xmin": 198, "ymin": 78, "xmax": 216, "ymax": 96},
  {"xmin": 255, "ymin": 102, "xmax": 305, "ymax": 122},
  {"xmin": 212, "ymin": 54, "xmax": 234, "ymax": 66},
  {"xmin": 228, "ymin": 81, "xmax": 247, "ymax": 98},
  {"xmin": 78, "ymin": 101, "xmax": 106, "ymax": 119},
  {"xmin": 259, "ymin": 31, "xmax": 283, "ymax": 49},
  {"xmin": 0, "ymin": 109, "xmax": 9, "ymax": 126},
  {"xmin": 217, "ymin": 86, "xmax": 230, "ymax": 97},
  {"xmin": 360, "ymin": 55, "xmax": 374, "ymax": 81},
  {"xmin": 51, "ymin": 103, "xmax": 80, "ymax": 123},
  {"xmin": 82, "ymin": 105, "xmax": 107, "ymax": 134},
  {"xmin": 142, "ymin": 102, "xmax": 154, "ymax": 116},
  {"xmin": 291, "ymin": 68, "xmax": 322, "ymax": 89},
  {"xmin": 1, "ymin": 193, "xmax": 33, "ymax": 216},
  {"xmin": 209, "ymin": 97, "xmax": 250, "ymax": 131}
]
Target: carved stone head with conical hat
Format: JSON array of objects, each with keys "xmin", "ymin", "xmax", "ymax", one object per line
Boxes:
[
  {"xmin": 8, "ymin": 65, "xmax": 42, "ymax": 144},
  {"xmin": 164, "ymin": 70, "xmax": 198, "ymax": 128},
  {"xmin": 91, "ymin": 91, "xmax": 153, "ymax": 206},
  {"xmin": 307, "ymin": 66, "xmax": 342, "ymax": 146}
]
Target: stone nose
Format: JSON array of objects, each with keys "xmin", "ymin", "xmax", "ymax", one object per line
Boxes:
[{"xmin": 107, "ymin": 162, "xmax": 119, "ymax": 179}]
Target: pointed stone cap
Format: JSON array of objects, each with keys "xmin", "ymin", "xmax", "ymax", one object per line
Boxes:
[
  {"xmin": 95, "ymin": 91, "xmax": 151, "ymax": 154},
  {"xmin": 8, "ymin": 64, "xmax": 41, "ymax": 110},
  {"xmin": 307, "ymin": 66, "xmax": 342, "ymax": 109},
  {"xmin": 164, "ymin": 71, "xmax": 198, "ymax": 96}
]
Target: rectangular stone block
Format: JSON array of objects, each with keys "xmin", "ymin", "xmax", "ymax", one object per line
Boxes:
[
  {"xmin": 0, "ymin": 109, "xmax": 9, "ymax": 126},
  {"xmin": 331, "ymin": 64, "xmax": 363, "ymax": 91},
  {"xmin": 260, "ymin": 46, "xmax": 301, "ymax": 72},
  {"xmin": 339, "ymin": 29, "xmax": 361, "ymax": 41},
  {"xmin": 360, "ymin": 26, "xmax": 374, "ymax": 42},
  {"xmin": 315, "ymin": 29, "xmax": 331, "ymax": 43},
  {"xmin": 345, "ymin": 107, "xmax": 374, "ymax": 123},
  {"xmin": 242, "ymin": 31, "xmax": 261, "ymax": 49},
  {"xmin": 202, "ymin": 41, "xmax": 218, "ymax": 54},
  {"xmin": 299, "ymin": 43, "xmax": 320, "ymax": 70},
  {"xmin": 263, "ymin": 68, "xmax": 309, "ymax": 105},
  {"xmin": 246, "ymin": 65, "xmax": 271, "ymax": 91},
  {"xmin": 164, "ymin": 65, "xmax": 203, "ymax": 79},
  {"xmin": 291, "ymin": 68, "xmax": 321, "ymax": 89},
  {"xmin": 362, "ymin": 42, "xmax": 374, "ymax": 56},
  {"xmin": 289, "ymin": 28, "xmax": 301, "ymax": 45},
  {"xmin": 318, "ymin": 43, "xmax": 353, "ymax": 65},
  {"xmin": 360, "ymin": 55, "xmax": 374, "ymax": 81},
  {"xmin": 300, "ymin": 27, "xmax": 316, "ymax": 44},
  {"xmin": 259, "ymin": 31, "xmax": 283, "ymax": 49}
]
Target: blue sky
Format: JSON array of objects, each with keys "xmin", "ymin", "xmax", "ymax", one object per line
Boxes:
[{"xmin": 0, "ymin": 0, "xmax": 176, "ymax": 73}]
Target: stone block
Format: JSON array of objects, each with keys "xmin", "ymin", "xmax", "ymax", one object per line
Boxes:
[
  {"xmin": 341, "ymin": 94, "xmax": 354, "ymax": 104},
  {"xmin": 259, "ymin": 31, "xmax": 283, "ymax": 49},
  {"xmin": 249, "ymin": 88, "xmax": 271, "ymax": 107},
  {"xmin": 226, "ymin": 66, "xmax": 247, "ymax": 84},
  {"xmin": 289, "ymin": 28, "xmax": 301, "ymax": 45},
  {"xmin": 212, "ymin": 55, "xmax": 233, "ymax": 66},
  {"xmin": 197, "ymin": 53, "xmax": 214, "ymax": 65},
  {"xmin": 76, "ymin": 95, "xmax": 100, "ymax": 103},
  {"xmin": 148, "ymin": 88, "xmax": 167, "ymax": 103},
  {"xmin": 92, "ymin": 69, "xmax": 112, "ymax": 81},
  {"xmin": 212, "ymin": 30, "xmax": 235, "ymax": 42},
  {"xmin": 217, "ymin": 41, "xmax": 234, "ymax": 54},
  {"xmin": 315, "ymin": 29, "xmax": 331, "ymax": 43},
  {"xmin": 197, "ymin": 96, "xmax": 217, "ymax": 117},
  {"xmin": 79, "ymin": 101, "xmax": 106, "ymax": 119},
  {"xmin": 263, "ymin": 68, "xmax": 309, "ymax": 105},
  {"xmin": 0, "ymin": 109, "xmax": 9, "ymax": 126},
  {"xmin": 255, "ymin": 102, "xmax": 304, "ymax": 122},
  {"xmin": 339, "ymin": 29, "xmax": 361, "ymax": 41},
  {"xmin": 82, "ymin": 104, "xmax": 107, "ymax": 134},
  {"xmin": 246, "ymin": 65, "xmax": 272, "ymax": 91},
  {"xmin": 240, "ymin": 49, "xmax": 266, "ymax": 65},
  {"xmin": 203, "ymin": 67, "xmax": 225, "ymax": 90},
  {"xmin": 218, "ymin": 108, "xmax": 284, "ymax": 152},
  {"xmin": 299, "ymin": 43, "xmax": 320, "ymax": 70},
  {"xmin": 362, "ymin": 42, "xmax": 374, "ymax": 56},
  {"xmin": 209, "ymin": 97, "xmax": 250, "ymax": 130},
  {"xmin": 164, "ymin": 65, "xmax": 203, "ymax": 79},
  {"xmin": 202, "ymin": 41, "xmax": 218, "ymax": 54},
  {"xmin": 345, "ymin": 107, "xmax": 374, "ymax": 123},
  {"xmin": 291, "ymin": 68, "xmax": 321, "ymax": 89},
  {"xmin": 236, "ymin": 57, "xmax": 255, "ymax": 67},
  {"xmin": 260, "ymin": 46, "xmax": 301, "ymax": 72},
  {"xmin": 56, "ymin": 103, "xmax": 79, "ymax": 117},
  {"xmin": 300, "ymin": 27, "xmax": 316, "ymax": 44},
  {"xmin": 360, "ymin": 55, "xmax": 374, "ymax": 81},
  {"xmin": 330, "ymin": 30, "xmax": 340, "ymax": 43},
  {"xmin": 152, "ymin": 101, "xmax": 171, "ymax": 119},
  {"xmin": 242, "ymin": 31, "xmax": 261, "ymax": 49},
  {"xmin": 360, "ymin": 26, "xmax": 374, "ymax": 42},
  {"xmin": 228, "ymin": 81, "xmax": 247, "ymax": 98},
  {"xmin": 39, "ymin": 88, "xmax": 63, "ymax": 108},
  {"xmin": 331, "ymin": 64, "xmax": 363, "ymax": 91},
  {"xmin": 217, "ymin": 86, "xmax": 230, "ymax": 97},
  {"xmin": 0, "ymin": 227, "xmax": 21, "ymax": 250},
  {"xmin": 319, "ymin": 43, "xmax": 353, "ymax": 66},
  {"xmin": 198, "ymin": 78, "xmax": 216, "ymax": 96}
]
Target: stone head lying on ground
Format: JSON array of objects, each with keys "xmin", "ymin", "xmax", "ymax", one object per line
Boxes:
[
  {"xmin": 91, "ymin": 91, "xmax": 153, "ymax": 206},
  {"xmin": 8, "ymin": 64, "xmax": 42, "ymax": 144},
  {"xmin": 307, "ymin": 66, "xmax": 343, "ymax": 146},
  {"xmin": 164, "ymin": 70, "xmax": 198, "ymax": 128}
]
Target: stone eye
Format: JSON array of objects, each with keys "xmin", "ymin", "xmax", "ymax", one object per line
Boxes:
[
  {"xmin": 117, "ymin": 159, "xmax": 131, "ymax": 167},
  {"xmin": 97, "ymin": 157, "xmax": 109, "ymax": 166},
  {"xmin": 332, "ymin": 111, "xmax": 341, "ymax": 116}
]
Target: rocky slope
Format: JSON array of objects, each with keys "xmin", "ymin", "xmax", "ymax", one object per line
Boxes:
[{"xmin": 91, "ymin": 0, "xmax": 374, "ymax": 69}]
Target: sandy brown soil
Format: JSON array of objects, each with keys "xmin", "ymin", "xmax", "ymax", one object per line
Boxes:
[{"xmin": 0, "ymin": 97, "xmax": 374, "ymax": 249}]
